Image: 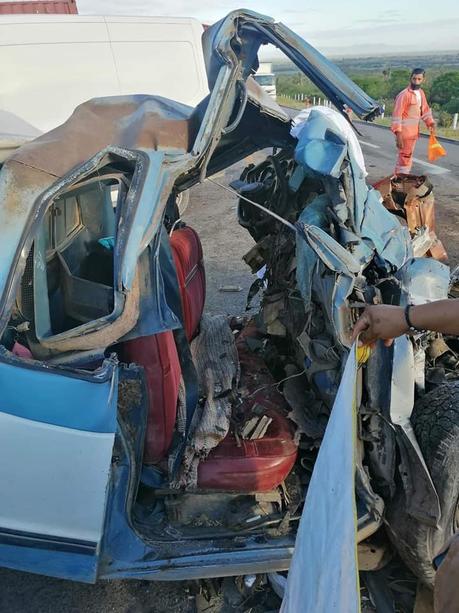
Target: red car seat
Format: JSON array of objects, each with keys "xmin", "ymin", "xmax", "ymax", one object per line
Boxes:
[
  {"xmin": 197, "ymin": 324, "xmax": 298, "ymax": 492},
  {"xmin": 121, "ymin": 331, "xmax": 181, "ymax": 464},
  {"xmin": 122, "ymin": 226, "xmax": 297, "ymax": 490},
  {"xmin": 170, "ymin": 226, "xmax": 206, "ymax": 341},
  {"xmin": 120, "ymin": 226, "xmax": 205, "ymax": 464}
]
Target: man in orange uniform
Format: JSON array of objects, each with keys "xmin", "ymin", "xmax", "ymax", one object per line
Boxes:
[{"xmin": 391, "ymin": 68, "xmax": 436, "ymax": 174}]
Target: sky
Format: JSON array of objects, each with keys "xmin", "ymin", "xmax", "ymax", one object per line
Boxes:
[{"xmin": 76, "ymin": 0, "xmax": 459, "ymax": 56}]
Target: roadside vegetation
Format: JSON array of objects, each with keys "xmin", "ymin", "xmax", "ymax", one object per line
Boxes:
[{"xmin": 276, "ymin": 66, "xmax": 459, "ymax": 140}]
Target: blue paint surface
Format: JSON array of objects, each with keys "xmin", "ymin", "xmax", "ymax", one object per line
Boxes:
[
  {"xmin": 0, "ymin": 541, "xmax": 98, "ymax": 583},
  {"xmin": 0, "ymin": 357, "xmax": 117, "ymax": 433}
]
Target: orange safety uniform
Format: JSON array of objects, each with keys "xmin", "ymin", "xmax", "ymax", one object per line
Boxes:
[{"xmin": 391, "ymin": 87, "xmax": 434, "ymax": 174}]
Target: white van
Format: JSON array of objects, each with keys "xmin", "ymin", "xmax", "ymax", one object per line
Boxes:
[
  {"xmin": 0, "ymin": 14, "xmax": 209, "ymax": 159},
  {"xmin": 253, "ymin": 62, "xmax": 276, "ymax": 99}
]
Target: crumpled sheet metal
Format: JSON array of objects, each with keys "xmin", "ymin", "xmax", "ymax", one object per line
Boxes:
[
  {"xmin": 0, "ymin": 144, "xmax": 187, "ymax": 352},
  {"xmin": 292, "ymin": 107, "xmax": 367, "ymax": 178},
  {"xmin": 10, "ymin": 95, "xmax": 196, "ymax": 178},
  {"xmin": 297, "ymin": 222, "xmax": 361, "ymax": 276},
  {"xmin": 360, "ymin": 186, "xmax": 413, "ymax": 269},
  {"xmin": 203, "ymin": 11, "xmax": 380, "ymax": 120},
  {"xmin": 292, "ymin": 108, "xmax": 412, "ymax": 271},
  {"xmin": 376, "ymin": 174, "xmax": 448, "ymax": 262},
  {"xmin": 295, "ymin": 194, "xmax": 330, "ymax": 305},
  {"xmin": 295, "ymin": 200, "xmax": 356, "ymax": 348},
  {"xmin": 396, "ymin": 257, "xmax": 450, "ymax": 305}
]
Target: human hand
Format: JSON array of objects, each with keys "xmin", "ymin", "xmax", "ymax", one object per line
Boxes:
[
  {"xmin": 395, "ymin": 133, "xmax": 404, "ymax": 149},
  {"xmin": 430, "ymin": 124, "xmax": 436, "ymax": 134},
  {"xmin": 351, "ymin": 305, "xmax": 408, "ymax": 347}
]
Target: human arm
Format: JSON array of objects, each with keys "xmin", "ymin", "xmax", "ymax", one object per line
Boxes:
[
  {"xmin": 421, "ymin": 90, "xmax": 435, "ymax": 131},
  {"xmin": 351, "ymin": 299, "xmax": 459, "ymax": 346}
]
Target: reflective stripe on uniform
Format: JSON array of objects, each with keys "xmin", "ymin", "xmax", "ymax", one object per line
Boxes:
[{"xmin": 400, "ymin": 117, "xmax": 421, "ymax": 125}]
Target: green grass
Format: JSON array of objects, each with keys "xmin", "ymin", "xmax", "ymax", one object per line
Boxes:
[
  {"xmin": 373, "ymin": 117, "xmax": 458, "ymax": 140},
  {"xmin": 277, "ymin": 95, "xmax": 306, "ymax": 110}
]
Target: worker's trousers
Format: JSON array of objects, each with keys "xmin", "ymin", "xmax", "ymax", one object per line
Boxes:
[{"xmin": 395, "ymin": 136, "xmax": 417, "ymax": 174}]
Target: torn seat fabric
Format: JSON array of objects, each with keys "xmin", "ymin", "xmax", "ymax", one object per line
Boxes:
[{"xmin": 197, "ymin": 322, "xmax": 298, "ymax": 492}]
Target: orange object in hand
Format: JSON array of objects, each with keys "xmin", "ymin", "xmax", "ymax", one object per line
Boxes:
[{"xmin": 428, "ymin": 133, "xmax": 447, "ymax": 162}]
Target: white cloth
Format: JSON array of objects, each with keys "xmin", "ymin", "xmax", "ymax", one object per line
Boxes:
[
  {"xmin": 280, "ymin": 344, "xmax": 361, "ymax": 613},
  {"xmin": 291, "ymin": 106, "xmax": 367, "ymax": 177},
  {"xmin": 414, "ymin": 89, "xmax": 422, "ymax": 109}
]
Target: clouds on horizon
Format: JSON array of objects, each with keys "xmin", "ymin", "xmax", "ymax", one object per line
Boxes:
[
  {"xmin": 298, "ymin": 17, "xmax": 459, "ymax": 54},
  {"xmin": 76, "ymin": 1, "xmax": 459, "ymax": 55}
]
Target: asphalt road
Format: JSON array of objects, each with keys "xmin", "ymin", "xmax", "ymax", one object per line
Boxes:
[
  {"xmin": 356, "ymin": 121, "xmax": 459, "ymax": 265},
  {"xmin": 1, "ymin": 114, "xmax": 457, "ymax": 612}
]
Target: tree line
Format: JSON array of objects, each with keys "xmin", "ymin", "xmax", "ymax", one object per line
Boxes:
[{"xmin": 277, "ymin": 69, "xmax": 459, "ymax": 127}]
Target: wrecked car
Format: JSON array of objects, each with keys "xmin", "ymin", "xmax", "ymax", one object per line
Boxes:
[{"xmin": 0, "ymin": 10, "xmax": 457, "ymax": 596}]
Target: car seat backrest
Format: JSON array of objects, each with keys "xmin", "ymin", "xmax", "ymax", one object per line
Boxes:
[
  {"xmin": 170, "ymin": 226, "xmax": 206, "ymax": 341},
  {"xmin": 119, "ymin": 225, "xmax": 206, "ymax": 464}
]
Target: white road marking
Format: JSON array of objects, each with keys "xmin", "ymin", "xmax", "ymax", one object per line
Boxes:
[
  {"xmin": 359, "ymin": 140, "xmax": 380, "ymax": 149},
  {"xmin": 411, "ymin": 157, "xmax": 450, "ymax": 175},
  {"xmin": 359, "ymin": 138, "xmax": 450, "ymax": 175}
]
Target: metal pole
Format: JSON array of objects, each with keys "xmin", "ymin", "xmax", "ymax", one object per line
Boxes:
[{"xmin": 453, "ymin": 113, "xmax": 458, "ymax": 130}]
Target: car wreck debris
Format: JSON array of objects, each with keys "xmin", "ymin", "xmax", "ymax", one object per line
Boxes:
[{"xmin": 0, "ymin": 9, "xmax": 457, "ymax": 599}]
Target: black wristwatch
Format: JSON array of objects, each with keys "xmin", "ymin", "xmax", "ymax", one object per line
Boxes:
[{"xmin": 404, "ymin": 304, "xmax": 425, "ymax": 333}]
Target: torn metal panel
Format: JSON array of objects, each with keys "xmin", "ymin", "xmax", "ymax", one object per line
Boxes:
[
  {"xmin": 0, "ymin": 144, "xmax": 193, "ymax": 349},
  {"xmin": 292, "ymin": 108, "xmax": 412, "ymax": 271},
  {"xmin": 390, "ymin": 335, "xmax": 441, "ymax": 525},
  {"xmin": 10, "ymin": 95, "xmax": 197, "ymax": 177},
  {"xmin": 296, "ymin": 223, "xmax": 361, "ymax": 276},
  {"xmin": 360, "ymin": 187, "xmax": 413, "ymax": 269},
  {"xmin": 197, "ymin": 9, "xmax": 380, "ymax": 176},
  {"xmin": 203, "ymin": 11, "xmax": 380, "ymax": 120},
  {"xmin": 395, "ymin": 257, "xmax": 450, "ymax": 305}
]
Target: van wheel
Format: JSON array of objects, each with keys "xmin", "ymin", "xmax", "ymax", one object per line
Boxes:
[
  {"xmin": 176, "ymin": 190, "xmax": 190, "ymax": 216},
  {"xmin": 386, "ymin": 382, "xmax": 459, "ymax": 587}
]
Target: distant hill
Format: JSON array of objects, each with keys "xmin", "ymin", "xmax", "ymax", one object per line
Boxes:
[{"xmin": 273, "ymin": 52, "xmax": 459, "ymax": 75}]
